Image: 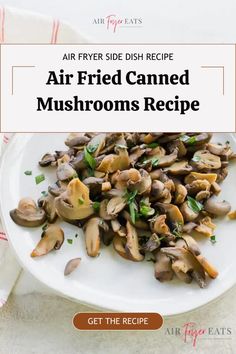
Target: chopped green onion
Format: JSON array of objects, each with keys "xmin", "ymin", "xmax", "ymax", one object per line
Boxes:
[
  {"xmin": 84, "ymin": 147, "xmax": 96, "ymax": 170},
  {"xmin": 210, "ymin": 235, "xmax": 216, "ymax": 244},
  {"xmin": 87, "ymin": 143, "xmax": 99, "ymax": 154},
  {"xmin": 180, "ymin": 135, "xmax": 196, "ymax": 145},
  {"xmin": 93, "ymin": 201, "xmax": 100, "ymax": 212},
  {"xmin": 41, "ymin": 191, "xmax": 48, "ymax": 197},
  {"xmin": 42, "ymin": 224, "xmax": 48, "ymax": 231},
  {"xmin": 24, "ymin": 170, "xmax": 32, "ymax": 176},
  {"xmin": 67, "ymin": 239, "xmax": 73, "ymax": 244},
  {"xmin": 78, "ymin": 197, "xmax": 84, "ymax": 205},
  {"xmin": 35, "ymin": 174, "xmax": 45, "ymax": 185},
  {"xmin": 191, "ymin": 156, "xmax": 201, "ymax": 162},
  {"xmin": 187, "ymin": 196, "xmax": 203, "ymax": 213},
  {"xmin": 143, "ymin": 157, "xmax": 159, "ymax": 167},
  {"xmin": 147, "ymin": 142, "xmax": 159, "ymax": 148},
  {"xmin": 129, "ymin": 202, "xmax": 136, "ymax": 224},
  {"xmin": 125, "ymin": 189, "xmax": 138, "ymax": 204}
]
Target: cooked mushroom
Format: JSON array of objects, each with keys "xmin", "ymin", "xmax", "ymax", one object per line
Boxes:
[
  {"xmin": 142, "ymin": 233, "xmax": 161, "ymax": 252},
  {"xmin": 175, "ymin": 234, "xmax": 201, "ymax": 256},
  {"xmin": 174, "ymin": 184, "xmax": 187, "ymax": 205},
  {"xmin": 150, "ymin": 215, "xmax": 170, "ymax": 235},
  {"xmin": 154, "ymin": 250, "xmax": 174, "ymax": 282},
  {"xmin": 87, "ymin": 133, "xmax": 106, "ymax": 157},
  {"xmin": 31, "ymin": 224, "xmax": 64, "ymax": 257},
  {"xmin": 65, "ymin": 133, "xmax": 90, "ymax": 147},
  {"xmin": 156, "ymin": 203, "xmax": 184, "ymax": 225},
  {"xmin": 38, "ymin": 193, "xmax": 57, "ymax": 223},
  {"xmin": 184, "ymin": 172, "xmax": 217, "ymax": 185},
  {"xmin": 10, "ymin": 198, "xmax": 46, "ymax": 227},
  {"xmin": 191, "ymin": 150, "xmax": 221, "ymax": 170},
  {"xmin": 204, "ymin": 198, "xmax": 231, "ymax": 216},
  {"xmin": 113, "ymin": 235, "xmax": 130, "ymax": 260},
  {"xmin": 39, "ymin": 153, "xmax": 56, "ymax": 167},
  {"xmin": 83, "ymin": 217, "xmax": 108, "ymax": 257},
  {"xmin": 164, "ymin": 160, "xmax": 192, "ymax": 175},
  {"xmin": 106, "ymin": 197, "xmax": 127, "ymax": 216},
  {"xmin": 196, "ymin": 255, "xmax": 218, "ymax": 279},
  {"xmin": 64, "ymin": 258, "xmax": 81, "ymax": 276},
  {"xmin": 56, "ymin": 163, "xmax": 77, "ymax": 181},
  {"xmin": 125, "ymin": 221, "xmax": 144, "ymax": 261},
  {"xmin": 228, "ymin": 210, "xmax": 236, "ymax": 220},
  {"xmin": 180, "ymin": 201, "xmax": 199, "ymax": 222},
  {"xmin": 55, "ymin": 178, "xmax": 94, "ymax": 220},
  {"xmin": 161, "ymin": 247, "xmax": 206, "ymax": 288},
  {"xmin": 195, "ymin": 216, "xmax": 216, "ymax": 237}
]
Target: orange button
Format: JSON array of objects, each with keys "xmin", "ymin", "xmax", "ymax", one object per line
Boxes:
[{"xmin": 73, "ymin": 312, "xmax": 163, "ymax": 331}]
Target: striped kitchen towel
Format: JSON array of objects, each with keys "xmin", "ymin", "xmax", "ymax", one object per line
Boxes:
[{"xmin": 0, "ymin": 6, "xmax": 87, "ymax": 307}]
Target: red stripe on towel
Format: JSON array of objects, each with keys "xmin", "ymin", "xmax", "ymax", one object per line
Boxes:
[
  {"xmin": 0, "ymin": 299, "xmax": 6, "ymax": 307},
  {"xmin": 0, "ymin": 232, "xmax": 7, "ymax": 241},
  {"xmin": 0, "ymin": 7, "xmax": 5, "ymax": 43},
  {"xmin": 51, "ymin": 19, "xmax": 60, "ymax": 44}
]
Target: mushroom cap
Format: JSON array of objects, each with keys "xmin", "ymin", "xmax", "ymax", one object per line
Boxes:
[
  {"xmin": 204, "ymin": 198, "xmax": 231, "ymax": 216},
  {"xmin": 125, "ymin": 221, "xmax": 144, "ymax": 262},
  {"xmin": 10, "ymin": 198, "xmax": 46, "ymax": 227}
]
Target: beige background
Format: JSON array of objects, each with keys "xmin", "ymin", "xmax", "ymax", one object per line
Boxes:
[{"xmin": 0, "ymin": 272, "xmax": 235, "ymax": 354}]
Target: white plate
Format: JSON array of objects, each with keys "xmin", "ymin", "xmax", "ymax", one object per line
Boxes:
[{"xmin": 0, "ymin": 133, "xmax": 236, "ymax": 316}]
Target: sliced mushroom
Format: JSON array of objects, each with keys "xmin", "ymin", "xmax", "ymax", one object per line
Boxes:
[
  {"xmin": 228, "ymin": 210, "xmax": 236, "ymax": 220},
  {"xmin": 196, "ymin": 255, "xmax": 218, "ymax": 279},
  {"xmin": 156, "ymin": 203, "xmax": 184, "ymax": 225},
  {"xmin": 125, "ymin": 221, "xmax": 144, "ymax": 261},
  {"xmin": 113, "ymin": 235, "xmax": 130, "ymax": 260},
  {"xmin": 31, "ymin": 224, "xmax": 64, "ymax": 257},
  {"xmin": 56, "ymin": 163, "xmax": 77, "ymax": 181},
  {"xmin": 180, "ymin": 201, "xmax": 199, "ymax": 222},
  {"xmin": 164, "ymin": 160, "xmax": 192, "ymax": 175},
  {"xmin": 55, "ymin": 178, "xmax": 94, "ymax": 220},
  {"xmin": 150, "ymin": 214, "xmax": 170, "ymax": 235},
  {"xmin": 154, "ymin": 250, "xmax": 174, "ymax": 282},
  {"xmin": 186, "ymin": 179, "xmax": 211, "ymax": 196},
  {"xmin": 131, "ymin": 169, "xmax": 152, "ymax": 195},
  {"xmin": 172, "ymin": 261, "xmax": 193, "ymax": 284},
  {"xmin": 87, "ymin": 133, "xmax": 106, "ymax": 157},
  {"xmin": 157, "ymin": 148, "xmax": 178, "ymax": 167},
  {"xmin": 142, "ymin": 233, "xmax": 161, "ymax": 252},
  {"xmin": 174, "ymin": 184, "xmax": 187, "ymax": 205},
  {"xmin": 211, "ymin": 182, "xmax": 221, "ymax": 196},
  {"xmin": 83, "ymin": 217, "xmax": 108, "ymax": 257},
  {"xmin": 191, "ymin": 150, "xmax": 221, "ymax": 170},
  {"xmin": 39, "ymin": 153, "xmax": 56, "ymax": 167},
  {"xmin": 64, "ymin": 258, "xmax": 81, "ymax": 276},
  {"xmin": 184, "ymin": 172, "xmax": 217, "ymax": 185},
  {"xmin": 65, "ymin": 133, "xmax": 90, "ymax": 147},
  {"xmin": 106, "ymin": 197, "xmax": 127, "ymax": 216},
  {"xmin": 195, "ymin": 190, "xmax": 211, "ymax": 202},
  {"xmin": 150, "ymin": 180, "xmax": 165, "ymax": 200},
  {"xmin": 207, "ymin": 142, "xmax": 234, "ymax": 160},
  {"xmin": 161, "ymin": 247, "xmax": 206, "ymax": 288},
  {"xmin": 38, "ymin": 193, "xmax": 57, "ymax": 223},
  {"xmin": 83, "ymin": 177, "xmax": 103, "ymax": 197},
  {"xmin": 97, "ymin": 146, "xmax": 130, "ymax": 173},
  {"xmin": 175, "ymin": 234, "xmax": 201, "ymax": 256},
  {"xmin": 99, "ymin": 199, "xmax": 114, "ymax": 220},
  {"xmin": 10, "ymin": 198, "xmax": 46, "ymax": 227},
  {"xmin": 167, "ymin": 139, "xmax": 187, "ymax": 158},
  {"xmin": 204, "ymin": 198, "xmax": 231, "ymax": 217},
  {"xmin": 195, "ymin": 216, "xmax": 216, "ymax": 237}
]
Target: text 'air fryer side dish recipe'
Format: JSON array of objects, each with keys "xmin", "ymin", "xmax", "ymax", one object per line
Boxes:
[{"xmin": 10, "ymin": 133, "xmax": 236, "ymax": 287}]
